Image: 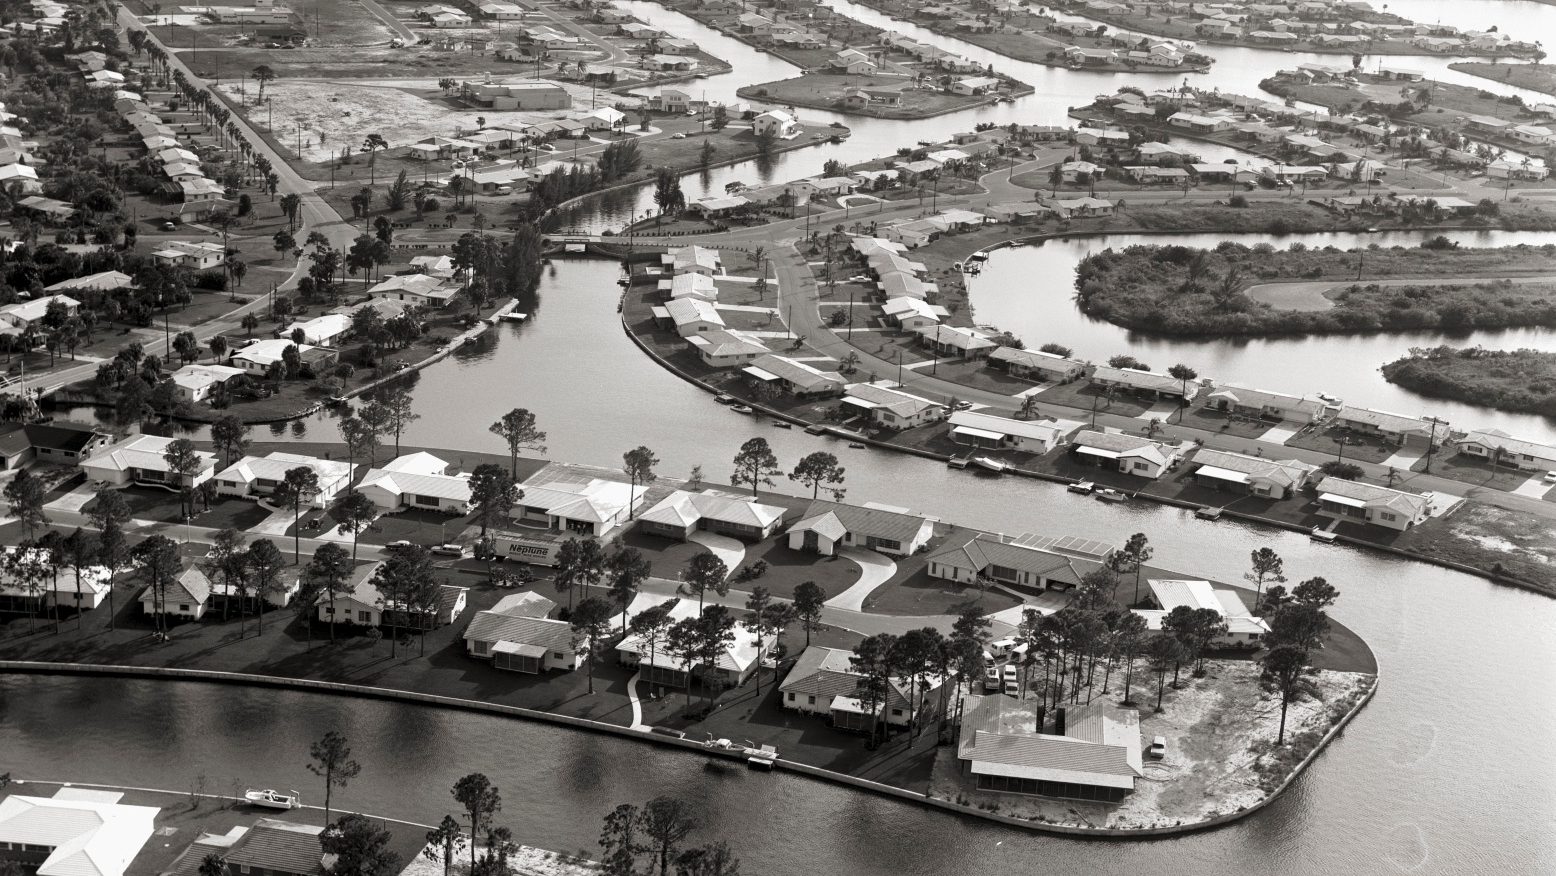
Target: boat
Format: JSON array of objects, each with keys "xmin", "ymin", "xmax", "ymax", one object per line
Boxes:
[
  {"xmin": 1310, "ymin": 528, "xmax": 1339, "ymax": 542},
  {"xmin": 746, "ymin": 744, "xmax": 778, "ymax": 770},
  {"xmin": 1195, "ymin": 507, "xmax": 1224, "ymax": 520},
  {"xmin": 714, "ymin": 393, "xmax": 735, "ymax": 405},
  {"xmin": 244, "ymin": 789, "xmax": 300, "ymax": 810},
  {"xmin": 1094, "ymin": 488, "xmax": 1127, "ymax": 502},
  {"xmin": 1067, "ymin": 480, "xmax": 1095, "ymax": 494},
  {"xmin": 729, "ymin": 404, "xmax": 754, "ymax": 414},
  {"xmin": 501, "ymin": 312, "xmax": 528, "ymax": 322},
  {"xmin": 947, "ymin": 456, "xmax": 970, "ymax": 469},
  {"xmin": 804, "ymin": 424, "xmax": 827, "ymax": 435},
  {"xmin": 972, "ymin": 456, "xmax": 1007, "ymax": 473},
  {"xmin": 771, "ymin": 420, "xmax": 792, "ymax": 429},
  {"xmin": 848, "ymin": 442, "xmax": 867, "ymax": 449}
]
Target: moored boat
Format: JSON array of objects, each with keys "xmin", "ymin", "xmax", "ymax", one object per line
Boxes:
[
  {"xmin": 244, "ymin": 789, "xmax": 300, "ymax": 810},
  {"xmin": 1094, "ymin": 488, "xmax": 1127, "ymax": 502},
  {"xmin": 729, "ymin": 404, "xmax": 754, "ymax": 414},
  {"xmin": 972, "ymin": 456, "xmax": 1007, "ymax": 473},
  {"xmin": 1067, "ymin": 480, "xmax": 1095, "ymax": 494}
]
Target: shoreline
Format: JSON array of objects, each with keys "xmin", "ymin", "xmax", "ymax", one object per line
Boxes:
[
  {"xmin": 735, "ymin": 80, "xmax": 1031, "ymax": 120},
  {"xmin": 0, "ymin": 660, "xmax": 1379, "ymax": 839},
  {"xmin": 1447, "ymin": 60, "xmax": 1556, "ymax": 99}
]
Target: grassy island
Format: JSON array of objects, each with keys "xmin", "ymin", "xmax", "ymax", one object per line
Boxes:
[
  {"xmin": 1073, "ymin": 241, "xmax": 1556, "ymax": 336},
  {"xmin": 1449, "ymin": 61, "xmax": 1556, "ymax": 99},
  {"xmin": 1381, "ymin": 347, "xmax": 1556, "ymax": 416}
]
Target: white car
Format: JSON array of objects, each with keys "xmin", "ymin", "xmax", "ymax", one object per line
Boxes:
[
  {"xmin": 670, "ymin": 132, "xmax": 686, "ymax": 139},
  {"xmin": 1543, "ymin": 471, "xmax": 1556, "ymax": 484}
]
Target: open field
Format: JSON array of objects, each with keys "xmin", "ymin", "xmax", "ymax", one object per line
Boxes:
[
  {"xmin": 1450, "ymin": 61, "xmax": 1556, "ymax": 98},
  {"xmin": 739, "ymin": 73, "xmax": 1004, "ymax": 119}
]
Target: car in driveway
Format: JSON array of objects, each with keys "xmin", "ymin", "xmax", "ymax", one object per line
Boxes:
[
  {"xmin": 983, "ymin": 667, "xmax": 1001, "ymax": 692},
  {"xmin": 1148, "ymin": 736, "xmax": 1167, "ymax": 760}
]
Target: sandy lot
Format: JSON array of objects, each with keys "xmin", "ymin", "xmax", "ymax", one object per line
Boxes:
[
  {"xmin": 1243, "ymin": 280, "xmax": 1340, "ymax": 311},
  {"xmin": 928, "ymin": 660, "xmax": 1374, "ymax": 830},
  {"xmin": 404, "ymin": 841, "xmax": 600, "ymax": 876},
  {"xmin": 215, "ymin": 78, "xmax": 644, "ymax": 161}
]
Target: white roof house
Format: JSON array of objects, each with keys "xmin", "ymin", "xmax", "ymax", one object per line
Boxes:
[
  {"xmin": 1071, "ymin": 430, "xmax": 1182, "ymax": 478},
  {"xmin": 1333, "ymin": 405, "xmax": 1451, "ymax": 443},
  {"xmin": 661, "ymin": 245, "xmax": 721, "ymax": 276},
  {"xmin": 511, "ymin": 474, "xmax": 637, "ymax": 536},
  {"xmin": 368, "ymin": 273, "xmax": 457, "ymax": 307},
  {"xmin": 988, "ymin": 346, "xmax": 1087, "ymax": 382},
  {"xmin": 842, "ymin": 382, "xmax": 947, "ymax": 428},
  {"xmin": 664, "ymin": 297, "xmax": 725, "ymax": 336},
  {"xmin": 359, "ymin": 452, "xmax": 472, "ymax": 512},
  {"xmin": 958, "ymin": 695, "xmax": 1142, "ymax": 799},
  {"xmin": 637, "ymin": 488, "xmax": 787, "ymax": 540},
  {"xmin": 230, "ymin": 338, "xmax": 316, "ymax": 373},
  {"xmin": 1190, "ymin": 448, "xmax": 1317, "ymax": 499},
  {"xmin": 169, "ymin": 363, "xmax": 247, "ymax": 403},
  {"xmin": 658, "ymin": 272, "xmax": 718, "ymax": 301},
  {"xmin": 948, "ymin": 411, "xmax": 1083, "ymax": 454},
  {"xmin": 0, "ymin": 789, "xmax": 159, "ymax": 876},
  {"xmin": 1134, "ymin": 578, "xmax": 1269, "ymax": 643},
  {"xmin": 1090, "ymin": 365, "xmax": 1200, "ymax": 400},
  {"xmin": 685, "ymin": 329, "xmax": 768, "ymax": 367},
  {"xmin": 280, "ymin": 313, "xmax": 351, "ymax": 346},
  {"xmin": 1204, "ymin": 382, "xmax": 1327, "ymax": 422},
  {"xmin": 618, "ymin": 598, "xmax": 765, "ymax": 685},
  {"xmin": 743, "ymin": 354, "xmax": 844, "ymax": 397},
  {"xmin": 44, "ymin": 271, "xmax": 134, "ymax": 293},
  {"xmin": 214, "ymin": 451, "xmax": 356, "ymax": 507},
  {"xmin": 0, "ymin": 294, "xmax": 79, "ymax": 330},
  {"xmin": 79, "ymin": 434, "xmax": 217, "ymax": 488},
  {"xmin": 1455, "ymin": 428, "xmax": 1556, "ymax": 471},
  {"xmin": 1315, "ymin": 476, "xmax": 1432, "ymax": 530}
]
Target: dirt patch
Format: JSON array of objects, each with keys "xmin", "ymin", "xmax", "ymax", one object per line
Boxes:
[{"xmin": 1243, "ymin": 281, "xmax": 1339, "ymax": 312}]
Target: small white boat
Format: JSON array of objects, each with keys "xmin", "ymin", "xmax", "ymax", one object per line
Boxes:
[
  {"xmin": 1094, "ymin": 488, "xmax": 1127, "ymax": 502},
  {"xmin": 1310, "ymin": 528, "xmax": 1339, "ymax": 542},
  {"xmin": 1195, "ymin": 507, "xmax": 1224, "ymax": 520},
  {"xmin": 972, "ymin": 456, "xmax": 1007, "ymax": 473},
  {"xmin": 729, "ymin": 404, "xmax": 754, "ymax": 414},
  {"xmin": 714, "ymin": 393, "xmax": 735, "ymax": 405},
  {"xmin": 1067, "ymin": 481, "xmax": 1095, "ymax": 494},
  {"xmin": 244, "ymin": 789, "xmax": 300, "ymax": 810}
]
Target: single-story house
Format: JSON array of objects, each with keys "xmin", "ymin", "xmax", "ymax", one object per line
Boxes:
[
  {"xmin": 685, "ymin": 329, "xmax": 768, "ymax": 367},
  {"xmin": 318, "ymin": 560, "xmax": 468, "ymax": 629},
  {"xmin": 787, "ymin": 498, "xmax": 934, "ymax": 557},
  {"xmin": 1455, "ymin": 429, "xmax": 1556, "ymax": 472},
  {"xmin": 229, "ymin": 338, "xmax": 318, "ymax": 375},
  {"xmin": 0, "ymin": 789, "xmax": 159, "ymax": 876},
  {"xmin": 915, "ymin": 324, "xmax": 997, "ymax": 359},
  {"xmin": 1189, "ymin": 448, "xmax": 1317, "ymax": 499},
  {"xmin": 213, "ymin": 451, "xmax": 356, "ymax": 507},
  {"xmin": 139, "ymin": 567, "xmax": 212, "ymax": 620},
  {"xmin": 1314, "ymin": 476, "xmax": 1432, "ymax": 530},
  {"xmin": 168, "ymin": 363, "xmax": 247, "ymax": 403},
  {"xmin": 280, "ymin": 313, "xmax": 351, "ymax": 347},
  {"xmin": 928, "ymin": 532, "xmax": 1105, "ymax": 592},
  {"xmin": 662, "ymin": 245, "xmax": 721, "ymax": 276},
  {"xmin": 1089, "ymin": 365, "xmax": 1200, "ymax": 402},
  {"xmin": 958, "ymin": 694, "xmax": 1142, "ymax": 802},
  {"xmin": 464, "ymin": 591, "xmax": 581, "ymax": 673},
  {"xmin": 1332, "ymin": 405, "xmax": 1451, "ymax": 445},
  {"xmin": 512, "ymin": 472, "xmax": 638, "ymax": 536},
  {"xmin": 637, "ymin": 488, "xmax": 786, "ymax": 542},
  {"xmin": 368, "ymin": 273, "xmax": 457, "ymax": 308},
  {"xmin": 358, "ymin": 451, "xmax": 472, "ymax": 513},
  {"xmin": 617, "ymin": 598, "xmax": 764, "ymax": 688},
  {"xmin": 0, "ymin": 548, "xmax": 112, "ymax": 612},
  {"xmin": 1134, "ymin": 578, "xmax": 1268, "ymax": 647},
  {"xmin": 947, "ymin": 411, "xmax": 1084, "ymax": 455},
  {"xmin": 881, "ymin": 296, "xmax": 946, "ymax": 329},
  {"xmin": 1204, "ymin": 383, "xmax": 1326, "ymax": 422},
  {"xmin": 742, "ymin": 354, "xmax": 844, "ymax": 398},
  {"xmin": 658, "ymin": 272, "xmax": 718, "ymax": 301},
  {"xmin": 0, "ymin": 294, "xmax": 80, "ymax": 332},
  {"xmin": 43, "ymin": 270, "xmax": 132, "ymax": 293},
  {"xmin": 0, "ymin": 422, "xmax": 110, "ymax": 471},
  {"xmin": 80, "ymin": 434, "xmax": 216, "ymax": 489},
  {"xmin": 841, "ymin": 382, "xmax": 947, "ymax": 429},
  {"xmin": 780, "ymin": 645, "xmax": 944, "ymax": 730},
  {"xmin": 988, "ymin": 347, "xmax": 1086, "ymax": 383},
  {"xmin": 1070, "ymin": 430, "xmax": 1182, "ymax": 479}
]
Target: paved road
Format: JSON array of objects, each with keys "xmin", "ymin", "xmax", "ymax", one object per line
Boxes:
[{"xmin": 357, "ymin": 0, "xmax": 419, "ymax": 44}]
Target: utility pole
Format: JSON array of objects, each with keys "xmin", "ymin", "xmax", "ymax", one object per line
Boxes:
[{"xmin": 1422, "ymin": 416, "xmax": 1448, "ymax": 473}]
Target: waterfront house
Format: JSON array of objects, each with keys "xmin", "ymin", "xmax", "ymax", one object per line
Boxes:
[
  {"xmin": 1455, "ymin": 429, "xmax": 1556, "ymax": 472},
  {"xmin": 513, "ymin": 471, "xmax": 639, "ymax": 536},
  {"xmin": 368, "ymin": 273, "xmax": 457, "ymax": 308},
  {"xmin": 686, "ymin": 329, "xmax": 768, "ymax": 367},
  {"xmin": 0, "ymin": 421, "xmax": 110, "ymax": 471},
  {"xmin": 0, "ymin": 789, "xmax": 158, "ymax": 876},
  {"xmin": 661, "ymin": 297, "xmax": 726, "ymax": 336},
  {"xmin": 987, "ymin": 347, "xmax": 1086, "ymax": 383},
  {"xmin": 948, "ymin": 411, "xmax": 1083, "ymax": 455},
  {"xmin": 658, "ymin": 272, "xmax": 718, "ymax": 301},
  {"xmin": 787, "ymin": 498, "xmax": 934, "ymax": 557},
  {"xmin": 1070, "ymin": 430, "xmax": 1182, "ymax": 479},
  {"xmin": 358, "ymin": 451, "xmax": 472, "ymax": 513},
  {"xmin": 1136, "ymin": 141, "xmax": 1201, "ymax": 164},
  {"xmin": 1135, "ymin": 578, "xmax": 1268, "ymax": 647},
  {"xmin": 0, "ymin": 547, "xmax": 112, "ymax": 612},
  {"xmin": 752, "ymin": 110, "xmax": 800, "ymax": 139},
  {"xmin": 213, "ymin": 452, "xmax": 355, "ymax": 508},
  {"xmin": 279, "ymin": 313, "xmax": 350, "ymax": 346},
  {"xmin": 742, "ymin": 354, "xmax": 844, "ymax": 398},
  {"xmin": 915, "ymin": 324, "xmax": 997, "ymax": 359},
  {"xmin": 80, "ymin": 434, "xmax": 217, "ymax": 489},
  {"xmin": 1332, "ymin": 405, "xmax": 1451, "ymax": 446},
  {"xmin": 1089, "ymin": 365, "xmax": 1200, "ymax": 401},
  {"xmin": 464, "ymin": 592, "xmax": 581, "ymax": 673},
  {"xmin": 1189, "ymin": 448, "xmax": 1317, "ymax": 499},
  {"xmin": 661, "ymin": 245, "xmax": 721, "ymax": 276},
  {"xmin": 831, "ymin": 48, "xmax": 879, "ymax": 74},
  {"xmin": 1046, "ymin": 197, "xmax": 1116, "ymax": 218},
  {"xmin": 958, "ymin": 694, "xmax": 1142, "ymax": 802},
  {"xmin": 229, "ymin": 338, "xmax": 337, "ymax": 376},
  {"xmin": 881, "ymin": 296, "xmax": 946, "ymax": 329},
  {"xmin": 927, "ymin": 532, "xmax": 1109, "ymax": 592},
  {"xmin": 841, "ymin": 382, "xmax": 947, "ymax": 429},
  {"xmin": 1204, "ymin": 382, "xmax": 1326, "ymax": 422},
  {"xmin": 618, "ymin": 598, "xmax": 764, "ymax": 688},
  {"xmin": 168, "ymin": 364, "xmax": 247, "ymax": 403},
  {"xmin": 139, "ymin": 567, "xmax": 212, "ymax": 621},
  {"xmin": 1314, "ymin": 477, "xmax": 1432, "ymax": 531},
  {"xmin": 317, "ymin": 561, "xmax": 469, "ymax": 629},
  {"xmin": 780, "ymin": 645, "xmax": 944, "ymax": 731},
  {"xmin": 637, "ymin": 489, "xmax": 787, "ymax": 542}
]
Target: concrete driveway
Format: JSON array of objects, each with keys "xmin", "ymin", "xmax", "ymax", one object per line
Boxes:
[
  {"xmin": 688, "ymin": 531, "xmax": 746, "ymax": 576},
  {"xmin": 823, "ymin": 547, "xmax": 897, "ymax": 612}
]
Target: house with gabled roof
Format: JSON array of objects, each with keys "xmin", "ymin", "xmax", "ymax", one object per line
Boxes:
[
  {"xmin": 44, "ymin": 270, "xmax": 132, "ymax": 293},
  {"xmin": 1204, "ymin": 382, "xmax": 1327, "ymax": 422},
  {"xmin": 780, "ymin": 645, "xmax": 944, "ymax": 731},
  {"xmin": 80, "ymin": 434, "xmax": 217, "ymax": 489},
  {"xmin": 0, "ymin": 421, "xmax": 110, "ymax": 470},
  {"xmin": 986, "ymin": 346, "xmax": 1085, "ymax": 384},
  {"xmin": 1189, "ymin": 448, "xmax": 1316, "ymax": 499},
  {"xmin": 915, "ymin": 324, "xmax": 997, "ymax": 359},
  {"xmin": 513, "ymin": 470, "xmax": 639, "ymax": 536},
  {"xmin": 213, "ymin": 451, "xmax": 356, "ymax": 507},
  {"xmin": 881, "ymin": 296, "xmax": 946, "ymax": 329},
  {"xmin": 842, "ymin": 382, "xmax": 947, "ymax": 429},
  {"xmin": 1314, "ymin": 476, "xmax": 1431, "ymax": 531},
  {"xmin": 1090, "ymin": 365, "xmax": 1200, "ymax": 401},
  {"xmin": 368, "ymin": 273, "xmax": 457, "ymax": 308},
  {"xmin": 1134, "ymin": 578, "xmax": 1268, "ymax": 647},
  {"xmin": 958, "ymin": 694, "xmax": 1143, "ymax": 802},
  {"xmin": 787, "ymin": 498, "xmax": 934, "ymax": 557},
  {"xmin": 659, "ymin": 297, "xmax": 725, "ymax": 337},
  {"xmin": 1332, "ymin": 405, "xmax": 1451, "ymax": 445},
  {"xmin": 686, "ymin": 329, "xmax": 768, "ymax": 367},
  {"xmin": 948, "ymin": 411, "xmax": 1083, "ymax": 455},
  {"xmin": 0, "ymin": 788, "xmax": 158, "ymax": 876},
  {"xmin": 618, "ymin": 597, "xmax": 764, "ymax": 688},
  {"xmin": 637, "ymin": 488, "xmax": 787, "ymax": 541},
  {"xmin": 168, "ymin": 363, "xmax": 247, "ymax": 403},
  {"xmin": 358, "ymin": 451, "xmax": 472, "ymax": 512},
  {"xmin": 317, "ymin": 560, "xmax": 468, "ymax": 629},
  {"xmin": 658, "ymin": 271, "xmax": 718, "ymax": 301},
  {"xmin": 0, "ymin": 547, "xmax": 113, "ymax": 612},
  {"xmin": 139, "ymin": 567, "xmax": 212, "ymax": 620},
  {"xmin": 661, "ymin": 244, "xmax": 721, "ymax": 276},
  {"xmin": 464, "ymin": 591, "xmax": 580, "ymax": 673},
  {"xmin": 1455, "ymin": 428, "xmax": 1556, "ymax": 472},
  {"xmin": 743, "ymin": 354, "xmax": 844, "ymax": 398},
  {"xmin": 928, "ymin": 531, "xmax": 1107, "ymax": 592},
  {"xmin": 1071, "ymin": 430, "xmax": 1183, "ymax": 479}
]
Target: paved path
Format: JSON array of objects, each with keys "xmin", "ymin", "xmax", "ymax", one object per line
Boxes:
[
  {"xmin": 822, "ymin": 548, "xmax": 898, "ymax": 612},
  {"xmin": 44, "ymin": 483, "xmax": 96, "ymax": 514},
  {"xmin": 688, "ymin": 531, "xmax": 746, "ymax": 575},
  {"xmin": 249, "ymin": 505, "xmax": 296, "ymax": 537},
  {"xmin": 626, "ymin": 670, "xmax": 648, "ymax": 730},
  {"xmin": 357, "ymin": 0, "xmax": 418, "ymax": 43}
]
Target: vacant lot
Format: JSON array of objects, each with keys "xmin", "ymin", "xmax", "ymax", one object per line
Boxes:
[{"xmin": 740, "ymin": 74, "xmax": 999, "ymax": 119}]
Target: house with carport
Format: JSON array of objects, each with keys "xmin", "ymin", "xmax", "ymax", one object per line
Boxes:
[
  {"xmin": 213, "ymin": 451, "xmax": 356, "ymax": 507},
  {"xmin": 988, "ymin": 347, "xmax": 1086, "ymax": 383},
  {"xmin": 512, "ymin": 470, "xmax": 639, "ymax": 536},
  {"xmin": 1189, "ymin": 448, "xmax": 1316, "ymax": 499},
  {"xmin": 915, "ymin": 324, "xmax": 997, "ymax": 359},
  {"xmin": 780, "ymin": 645, "xmax": 944, "ymax": 731},
  {"xmin": 1070, "ymin": 430, "xmax": 1182, "ymax": 478},
  {"xmin": 1314, "ymin": 477, "xmax": 1432, "ymax": 531},
  {"xmin": 1204, "ymin": 383, "xmax": 1327, "ymax": 422},
  {"xmin": 743, "ymin": 354, "xmax": 844, "ymax": 398},
  {"xmin": 787, "ymin": 498, "xmax": 934, "ymax": 557},
  {"xmin": 1455, "ymin": 429, "xmax": 1556, "ymax": 472},
  {"xmin": 842, "ymin": 382, "xmax": 947, "ymax": 429},
  {"xmin": 948, "ymin": 411, "xmax": 1083, "ymax": 455},
  {"xmin": 80, "ymin": 434, "xmax": 217, "ymax": 489},
  {"xmin": 358, "ymin": 451, "xmax": 472, "ymax": 513},
  {"xmin": 927, "ymin": 531, "xmax": 1108, "ymax": 592},
  {"xmin": 882, "ymin": 296, "xmax": 946, "ymax": 329},
  {"xmin": 637, "ymin": 488, "xmax": 787, "ymax": 542}
]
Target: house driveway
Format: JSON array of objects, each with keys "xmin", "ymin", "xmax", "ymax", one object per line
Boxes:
[
  {"xmin": 1257, "ymin": 425, "xmax": 1300, "ymax": 445},
  {"xmin": 1382, "ymin": 447, "xmax": 1426, "ymax": 470},
  {"xmin": 688, "ymin": 531, "xmax": 746, "ymax": 576},
  {"xmin": 44, "ymin": 482, "xmax": 97, "ymax": 514},
  {"xmin": 823, "ymin": 548, "xmax": 897, "ymax": 612},
  {"xmin": 249, "ymin": 504, "xmax": 296, "ymax": 537},
  {"xmin": 1512, "ymin": 475, "xmax": 1554, "ymax": 499}
]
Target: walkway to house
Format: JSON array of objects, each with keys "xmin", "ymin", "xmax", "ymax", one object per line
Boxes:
[
  {"xmin": 627, "ymin": 670, "xmax": 648, "ymax": 730},
  {"xmin": 688, "ymin": 531, "xmax": 746, "ymax": 576},
  {"xmin": 822, "ymin": 548, "xmax": 898, "ymax": 612}
]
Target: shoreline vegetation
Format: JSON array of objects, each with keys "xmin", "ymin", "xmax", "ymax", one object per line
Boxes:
[
  {"xmin": 1449, "ymin": 61, "xmax": 1556, "ymax": 98},
  {"xmin": 1381, "ymin": 347, "xmax": 1556, "ymax": 417},
  {"xmin": 1073, "ymin": 240, "xmax": 1556, "ymax": 336},
  {"xmin": 736, "ymin": 74, "xmax": 1030, "ymax": 120}
]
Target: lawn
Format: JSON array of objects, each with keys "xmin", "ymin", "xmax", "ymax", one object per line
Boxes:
[
  {"xmin": 1030, "ymin": 380, "xmax": 1152, "ymax": 419},
  {"xmin": 1415, "ymin": 452, "xmax": 1538, "ymax": 493},
  {"xmin": 1282, "ymin": 426, "xmax": 1400, "ymax": 465},
  {"xmin": 1180, "ymin": 407, "xmax": 1284, "ymax": 441}
]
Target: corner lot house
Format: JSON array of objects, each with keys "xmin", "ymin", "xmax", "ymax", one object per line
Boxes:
[
  {"xmin": 358, "ymin": 451, "xmax": 472, "ymax": 512},
  {"xmin": 214, "ymin": 451, "xmax": 356, "ymax": 507},
  {"xmin": 928, "ymin": 532, "xmax": 1108, "ymax": 592},
  {"xmin": 139, "ymin": 567, "xmax": 212, "ymax": 620},
  {"xmin": 1314, "ymin": 476, "xmax": 1431, "ymax": 530},
  {"xmin": 1135, "ymin": 578, "xmax": 1268, "ymax": 647},
  {"xmin": 80, "ymin": 434, "xmax": 217, "ymax": 488},
  {"xmin": 0, "ymin": 421, "xmax": 109, "ymax": 470},
  {"xmin": 1071, "ymin": 430, "xmax": 1182, "ymax": 478},
  {"xmin": 948, "ymin": 411, "xmax": 1083, "ymax": 454},
  {"xmin": 662, "ymin": 245, "xmax": 721, "ymax": 276},
  {"xmin": 1204, "ymin": 383, "xmax": 1327, "ymax": 422},
  {"xmin": 637, "ymin": 489, "xmax": 787, "ymax": 541},
  {"xmin": 988, "ymin": 347, "xmax": 1086, "ymax": 383},
  {"xmin": 0, "ymin": 789, "xmax": 158, "ymax": 876},
  {"xmin": 781, "ymin": 645, "xmax": 944, "ymax": 731},
  {"xmin": 1189, "ymin": 448, "xmax": 1317, "ymax": 499},
  {"xmin": 464, "ymin": 591, "xmax": 581, "ymax": 673},
  {"xmin": 958, "ymin": 694, "xmax": 1142, "ymax": 802},
  {"xmin": 1455, "ymin": 429, "xmax": 1556, "ymax": 472},
  {"xmin": 788, "ymin": 498, "xmax": 934, "ymax": 557}
]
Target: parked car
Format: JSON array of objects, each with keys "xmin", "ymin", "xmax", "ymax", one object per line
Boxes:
[
  {"xmin": 1148, "ymin": 736, "xmax": 1167, "ymax": 760},
  {"xmin": 983, "ymin": 667, "xmax": 1001, "ymax": 692},
  {"xmin": 1543, "ymin": 470, "xmax": 1556, "ymax": 484},
  {"xmin": 670, "ymin": 132, "xmax": 686, "ymax": 139},
  {"xmin": 431, "ymin": 543, "xmax": 465, "ymax": 557}
]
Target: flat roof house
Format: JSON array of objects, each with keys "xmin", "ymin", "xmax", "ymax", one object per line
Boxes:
[
  {"xmin": 463, "ymin": 591, "xmax": 582, "ymax": 673},
  {"xmin": 358, "ymin": 451, "xmax": 472, "ymax": 512},
  {"xmin": 787, "ymin": 498, "xmax": 934, "ymax": 557},
  {"xmin": 1189, "ymin": 448, "xmax": 1317, "ymax": 499},
  {"xmin": 1455, "ymin": 428, "xmax": 1556, "ymax": 472},
  {"xmin": 1090, "ymin": 365, "xmax": 1200, "ymax": 401},
  {"xmin": 958, "ymin": 694, "xmax": 1142, "ymax": 802},
  {"xmin": 948, "ymin": 411, "xmax": 1083, "ymax": 455},
  {"xmin": 842, "ymin": 382, "xmax": 947, "ymax": 429},
  {"xmin": 80, "ymin": 434, "xmax": 217, "ymax": 489},
  {"xmin": 1314, "ymin": 476, "xmax": 1431, "ymax": 531},
  {"xmin": 214, "ymin": 451, "xmax": 356, "ymax": 508},
  {"xmin": 139, "ymin": 567, "xmax": 212, "ymax": 620},
  {"xmin": 928, "ymin": 532, "xmax": 1108, "ymax": 592},
  {"xmin": 0, "ymin": 421, "xmax": 110, "ymax": 470},
  {"xmin": 0, "ymin": 789, "xmax": 159, "ymax": 876},
  {"xmin": 987, "ymin": 347, "xmax": 1086, "ymax": 383},
  {"xmin": 686, "ymin": 329, "xmax": 768, "ymax": 368},
  {"xmin": 1134, "ymin": 578, "xmax": 1268, "ymax": 648},
  {"xmin": 1204, "ymin": 382, "xmax": 1327, "ymax": 422},
  {"xmin": 743, "ymin": 354, "xmax": 844, "ymax": 398},
  {"xmin": 780, "ymin": 645, "xmax": 944, "ymax": 731},
  {"xmin": 637, "ymin": 488, "xmax": 787, "ymax": 542},
  {"xmin": 1070, "ymin": 430, "xmax": 1182, "ymax": 479}
]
